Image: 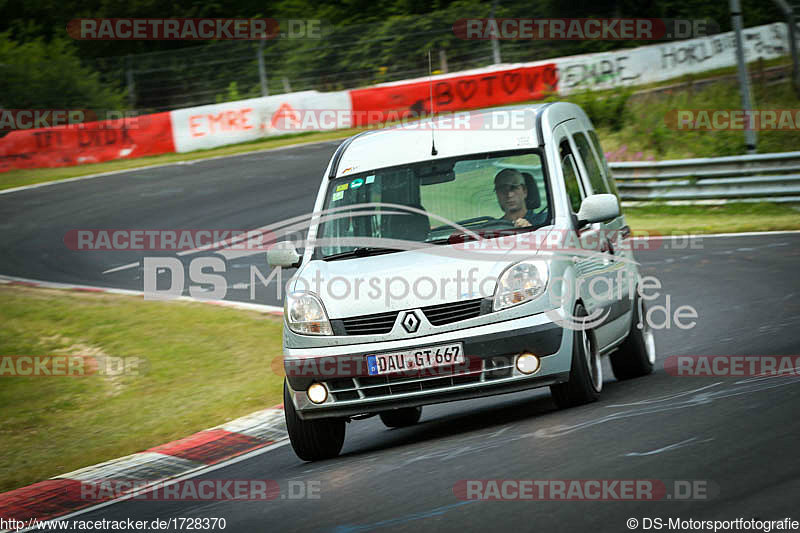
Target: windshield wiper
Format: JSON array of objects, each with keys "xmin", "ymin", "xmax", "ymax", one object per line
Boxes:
[
  {"xmin": 428, "ymin": 226, "xmax": 538, "ymax": 246},
  {"xmin": 322, "ymin": 247, "xmax": 403, "ymax": 261}
]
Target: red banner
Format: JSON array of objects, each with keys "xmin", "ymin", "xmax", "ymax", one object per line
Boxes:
[
  {"xmin": 349, "ymin": 63, "xmax": 558, "ymax": 127},
  {"xmin": 0, "ymin": 112, "xmax": 175, "ymax": 172}
]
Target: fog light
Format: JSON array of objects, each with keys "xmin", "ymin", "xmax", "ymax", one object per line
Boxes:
[
  {"xmin": 307, "ymin": 382, "xmax": 328, "ymax": 404},
  {"xmin": 516, "ymin": 353, "xmax": 540, "ymax": 375}
]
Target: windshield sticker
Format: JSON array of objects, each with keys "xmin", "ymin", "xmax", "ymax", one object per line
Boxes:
[
  {"xmin": 350, "ymin": 178, "xmax": 364, "ymax": 189},
  {"xmin": 365, "ymin": 175, "xmax": 375, "ymax": 184},
  {"xmin": 516, "ymin": 136, "xmax": 533, "ymax": 147},
  {"xmin": 336, "ymin": 183, "xmax": 349, "ymax": 192},
  {"xmin": 332, "ymin": 191, "xmax": 344, "ymax": 201}
]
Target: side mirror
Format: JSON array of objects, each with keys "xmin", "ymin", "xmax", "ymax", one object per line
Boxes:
[
  {"xmin": 576, "ymin": 194, "xmax": 620, "ymax": 227},
  {"xmin": 267, "ymin": 241, "xmax": 301, "ymax": 268}
]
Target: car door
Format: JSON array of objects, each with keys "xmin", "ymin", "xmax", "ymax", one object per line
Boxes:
[
  {"xmin": 585, "ymin": 128, "xmax": 636, "ymax": 281},
  {"xmin": 563, "ymin": 121, "xmax": 632, "ymax": 347},
  {"xmin": 552, "ymin": 122, "xmax": 613, "ymax": 338}
]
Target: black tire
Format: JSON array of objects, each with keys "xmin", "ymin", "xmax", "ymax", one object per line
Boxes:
[
  {"xmin": 284, "ymin": 381, "xmax": 345, "ymax": 461},
  {"xmin": 610, "ymin": 294, "xmax": 656, "ymax": 380},
  {"xmin": 550, "ymin": 304, "xmax": 602, "ymax": 408},
  {"xmin": 379, "ymin": 407, "xmax": 422, "ymax": 428}
]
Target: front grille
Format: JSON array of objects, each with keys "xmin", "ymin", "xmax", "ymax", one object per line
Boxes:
[
  {"xmin": 334, "ymin": 298, "xmax": 485, "ymax": 336},
  {"xmin": 421, "ymin": 298, "xmax": 483, "ymax": 326},
  {"xmin": 327, "ymin": 356, "xmax": 514, "ymax": 402},
  {"xmin": 339, "ymin": 310, "xmax": 398, "ymax": 335}
]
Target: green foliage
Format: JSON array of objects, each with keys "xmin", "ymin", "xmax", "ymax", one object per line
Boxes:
[
  {"xmin": 215, "ymin": 81, "xmax": 242, "ymax": 103},
  {"xmin": 596, "ymin": 77, "xmax": 800, "ymax": 160},
  {"xmin": 0, "ymin": 0, "xmax": 788, "ymax": 111},
  {"xmin": 556, "ymin": 87, "xmax": 633, "ymax": 131},
  {"xmin": 0, "ymin": 32, "xmax": 125, "ymax": 111}
]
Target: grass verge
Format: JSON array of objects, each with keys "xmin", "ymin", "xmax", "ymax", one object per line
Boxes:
[
  {"xmin": 0, "ymin": 285, "xmax": 285, "ymax": 493},
  {"xmin": 624, "ymin": 202, "xmax": 800, "ymax": 235}
]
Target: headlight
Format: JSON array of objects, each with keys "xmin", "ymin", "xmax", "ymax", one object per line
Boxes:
[
  {"xmin": 493, "ymin": 260, "xmax": 548, "ymax": 311},
  {"xmin": 285, "ymin": 292, "xmax": 333, "ymax": 335}
]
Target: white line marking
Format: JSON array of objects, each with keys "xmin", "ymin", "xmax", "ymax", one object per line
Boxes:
[
  {"xmin": 0, "ymin": 274, "xmax": 284, "ymax": 314},
  {"xmin": 102, "ymin": 262, "xmax": 140, "ymax": 274},
  {"xmin": 625, "ymin": 437, "xmax": 713, "ymax": 457},
  {"xmin": 631, "ymin": 230, "xmax": 800, "ymax": 239}
]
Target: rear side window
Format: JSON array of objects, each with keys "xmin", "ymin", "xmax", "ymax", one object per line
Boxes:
[
  {"xmin": 559, "ymin": 139, "xmax": 583, "ymax": 213},
  {"xmin": 587, "ymin": 130, "xmax": 620, "ymax": 199},
  {"xmin": 573, "ymin": 131, "xmax": 609, "ymax": 195}
]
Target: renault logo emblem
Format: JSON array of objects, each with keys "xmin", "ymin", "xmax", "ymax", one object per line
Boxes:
[{"xmin": 401, "ymin": 312, "xmax": 420, "ymax": 333}]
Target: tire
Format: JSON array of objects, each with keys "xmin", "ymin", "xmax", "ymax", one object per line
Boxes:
[
  {"xmin": 379, "ymin": 407, "xmax": 422, "ymax": 428},
  {"xmin": 284, "ymin": 380, "xmax": 345, "ymax": 461},
  {"xmin": 610, "ymin": 294, "xmax": 656, "ymax": 380},
  {"xmin": 550, "ymin": 304, "xmax": 602, "ymax": 408}
]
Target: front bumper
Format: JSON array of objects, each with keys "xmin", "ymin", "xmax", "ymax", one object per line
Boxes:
[{"xmin": 284, "ymin": 312, "xmax": 572, "ymax": 419}]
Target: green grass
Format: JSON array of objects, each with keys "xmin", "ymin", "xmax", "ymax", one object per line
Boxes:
[
  {"xmin": 0, "ymin": 285, "xmax": 285, "ymax": 493},
  {"xmin": 624, "ymin": 202, "xmax": 800, "ymax": 235},
  {"xmin": 569, "ymin": 74, "xmax": 800, "ymax": 161}
]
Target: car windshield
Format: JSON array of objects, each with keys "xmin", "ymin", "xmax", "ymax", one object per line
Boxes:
[{"xmin": 316, "ymin": 150, "xmax": 549, "ymax": 259}]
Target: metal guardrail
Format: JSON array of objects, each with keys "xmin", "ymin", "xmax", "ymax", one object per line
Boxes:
[{"xmin": 609, "ymin": 151, "xmax": 800, "ymax": 204}]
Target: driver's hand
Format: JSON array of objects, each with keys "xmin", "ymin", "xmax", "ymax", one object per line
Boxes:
[{"xmin": 513, "ymin": 217, "xmax": 532, "ymax": 228}]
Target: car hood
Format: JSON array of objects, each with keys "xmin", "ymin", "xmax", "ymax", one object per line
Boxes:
[{"xmin": 290, "ymin": 227, "xmax": 552, "ymax": 318}]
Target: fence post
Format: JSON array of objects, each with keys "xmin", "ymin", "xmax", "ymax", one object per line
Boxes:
[
  {"xmin": 125, "ymin": 55, "xmax": 136, "ymax": 109},
  {"xmin": 770, "ymin": 0, "xmax": 800, "ymax": 97},
  {"xmin": 729, "ymin": 0, "xmax": 757, "ymax": 154},
  {"xmin": 258, "ymin": 40, "xmax": 269, "ymax": 96},
  {"xmin": 490, "ymin": 0, "xmax": 501, "ymax": 64}
]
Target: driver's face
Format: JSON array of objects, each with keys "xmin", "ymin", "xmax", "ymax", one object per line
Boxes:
[{"xmin": 495, "ymin": 174, "xmax": 527, "ymax": 214}]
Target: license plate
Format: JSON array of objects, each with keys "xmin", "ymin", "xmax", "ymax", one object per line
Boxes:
[{"xmin": 367, "ymin": 343, "xmax": 464, "ymax": 376}]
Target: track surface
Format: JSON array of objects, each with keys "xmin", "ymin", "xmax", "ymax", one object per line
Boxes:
[{"xmin": 2, "ymin": 145, "xmax": 799, "ymax": 532}]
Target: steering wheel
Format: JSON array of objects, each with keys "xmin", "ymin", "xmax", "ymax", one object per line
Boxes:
[{"xmin": 479, "ymin": 217, "xmax": 517, "ymax": 229}]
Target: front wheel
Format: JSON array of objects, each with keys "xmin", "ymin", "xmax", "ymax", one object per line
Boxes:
[
  {"xmin": 550, "ymin": 304, "xmax": 602, "ymax": 408},
  {"xmin": 284, "ymin": 381, "xmax": 345, "ymax": 461},
  {"xmin": 379, "ymin": 407, "xmax": 422, "ymax": 428},
  {"xmin": 610, "ymin": 294, "xmax": 656, "ymax": 380}
]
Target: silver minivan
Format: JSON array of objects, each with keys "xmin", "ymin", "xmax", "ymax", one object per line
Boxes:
[{"xmin": 268, "ymin": 102, "xmax": 656, "ymax": 461}]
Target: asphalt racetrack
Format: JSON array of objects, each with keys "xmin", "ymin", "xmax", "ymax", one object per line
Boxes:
[{"xmin": 2, "ymin": 143, "xmax": 799, "ymax": 532}]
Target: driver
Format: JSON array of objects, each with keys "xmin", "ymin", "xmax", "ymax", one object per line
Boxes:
[{"xmin": 494, "ymin": 169, "xmax": 546, "ymax": 228}]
